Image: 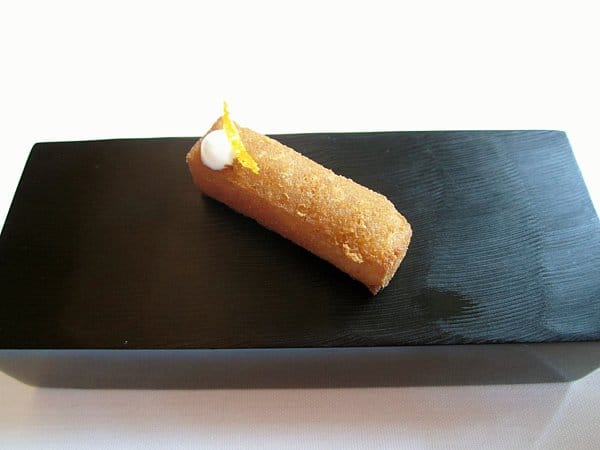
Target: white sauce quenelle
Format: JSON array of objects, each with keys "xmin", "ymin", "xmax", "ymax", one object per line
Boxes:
[{"xmin": 200, "ymin": 129, "xmax": 234, "ymax": 170}]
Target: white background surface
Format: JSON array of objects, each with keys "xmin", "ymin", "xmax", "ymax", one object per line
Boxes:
[{"xmin": 1, "ymin": 1, "xmax": 599, "ymax": 448}]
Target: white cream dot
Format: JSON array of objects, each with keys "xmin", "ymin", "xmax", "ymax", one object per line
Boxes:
[{"xmin": 200, "ymin": 129, "xmax": 234, "ymax": 170}]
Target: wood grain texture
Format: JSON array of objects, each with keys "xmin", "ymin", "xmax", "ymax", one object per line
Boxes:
[{"xmin": 0, "ymin": 131, "xmax": 599, "ymax": 349}]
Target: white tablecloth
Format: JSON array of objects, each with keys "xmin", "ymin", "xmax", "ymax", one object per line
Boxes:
[
  {"xmin": 1, "ymin": 369, "xmax": 598, "ymax": 449},
  {"xmin": 1, "ymin": 1, "xmax": 598, "ymax": 448}
]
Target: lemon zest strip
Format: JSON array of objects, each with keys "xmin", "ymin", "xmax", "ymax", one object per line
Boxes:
[{"xmin": 222, "ymin": 102, "xmax": 259, "ymax": 174}]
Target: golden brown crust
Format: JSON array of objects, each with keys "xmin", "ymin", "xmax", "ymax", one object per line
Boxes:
[{"xmin": 186, "ymin": 118, "xmax": 412, "ymax": 294}]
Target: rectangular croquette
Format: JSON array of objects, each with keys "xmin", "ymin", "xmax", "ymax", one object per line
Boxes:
[{"xmin": 186, "ymin": 117, "xmax": 412, "ymax": 294}]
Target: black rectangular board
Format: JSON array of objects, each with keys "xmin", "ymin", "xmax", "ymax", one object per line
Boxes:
[{"xmin": 1, "ymin": 131, "xmax": 599, "ymax": 387}]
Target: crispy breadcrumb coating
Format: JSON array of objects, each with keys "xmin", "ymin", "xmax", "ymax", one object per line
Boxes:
[{"xmin": 186, "ymin": 118, "xmax": 412, "ymax": 294}]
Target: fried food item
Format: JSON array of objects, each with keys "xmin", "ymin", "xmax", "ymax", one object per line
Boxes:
[{"xmin": 186, "ymin": 116, "xmax": 412, "ymax": 294}]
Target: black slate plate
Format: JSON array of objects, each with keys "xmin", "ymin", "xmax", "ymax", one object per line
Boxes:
[{"xmin": 1, "ymin": 131, "xmax": 599, "ymax": 387}]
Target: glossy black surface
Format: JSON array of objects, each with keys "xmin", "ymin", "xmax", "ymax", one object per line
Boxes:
[
  {"xmin": 2, "ymin": 343, "xmax": 600, "ymax": 388},
  {"xmin": 1, "ymin": 131, "xmax": 599, "ymax": 350}
]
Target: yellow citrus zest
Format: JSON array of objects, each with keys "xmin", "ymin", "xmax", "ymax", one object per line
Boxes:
[{"xmin": 222, "ymin": 102, "xmax": 259, "ymax": 174}]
